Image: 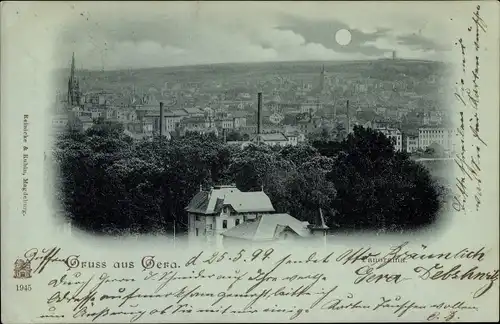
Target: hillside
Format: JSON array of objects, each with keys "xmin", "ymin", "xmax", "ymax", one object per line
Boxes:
[{"xmin": 54, "ymin": 59, "xmax": 453, "ymax": 115}]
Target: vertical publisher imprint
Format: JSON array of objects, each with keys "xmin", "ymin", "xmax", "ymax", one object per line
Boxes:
[{"xmin": 22, "ymin": 114, "xmax": 29, "ymax": 216}]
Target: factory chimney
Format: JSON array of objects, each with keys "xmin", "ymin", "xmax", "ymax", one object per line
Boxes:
[
  {"xmin": 346, "ymin": 100, "xmax": 350, "ymax": 135},
  {"xmin": 159, "ymin": 101, "xmax": 164, "ymax": 137},
  {"xmin": 257, "ymin": 92, "xmax": 262, "ymax": 135}
]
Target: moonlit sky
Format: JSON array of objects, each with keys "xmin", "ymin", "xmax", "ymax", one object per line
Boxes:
[{"xmin": 57, "ymin": 2, "xmax": 455, "ymax": 70}]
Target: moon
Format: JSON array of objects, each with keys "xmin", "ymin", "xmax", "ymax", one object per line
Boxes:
[{"xmin": 335, "ymin": 29, "xmax": 352, "ymax": 46}]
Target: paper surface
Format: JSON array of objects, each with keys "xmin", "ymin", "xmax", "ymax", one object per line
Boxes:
[{"xmin": 1, "ymin": 1, "xmax": 499, "ymax": 323}]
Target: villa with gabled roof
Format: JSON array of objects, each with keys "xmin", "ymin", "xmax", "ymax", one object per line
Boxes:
[
  {"xmin": 186, "ymin": 185, "xmax": 275, "ymax": 246},
  {"xmin": 185, "ymin": 184, "xmax": 329, "ymax": 247}
]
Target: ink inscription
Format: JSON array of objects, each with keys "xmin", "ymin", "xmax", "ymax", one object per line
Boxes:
[
  {"xmin": 28, "ymin": 244, "xmax": 496, "ymax": 322},
  {"xmin": 453, "ymin": 5, "xmax": 488, "ymax": 212}
]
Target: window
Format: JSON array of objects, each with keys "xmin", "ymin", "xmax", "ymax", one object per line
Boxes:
[
  {"xmin": 223, "ymin": 220, "xmax": 228, "ymax": 229},
  {"xmin": 235, "ymin": 219, "xmax": 240, "ymax": 226}
]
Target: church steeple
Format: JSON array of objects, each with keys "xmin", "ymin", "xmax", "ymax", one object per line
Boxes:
[
  {"xmin": 67, "ymin": 52, "xmax": 81, "ymax": 107},
  {"xmin": 70, "ymin": 52, "xmax": 76, "ymax": 83},
  {"xmin": 318, "ymin": 64, "xmax": 325, "ymax": 93}
]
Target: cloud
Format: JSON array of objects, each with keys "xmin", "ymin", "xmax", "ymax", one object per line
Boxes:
[
  {"xmin": 362, "ymin": 37, "xmax": 448, "ymax": 61},
  {"xmin": 55, "ymin": 2, "xmax": 454, "ymax": 70},
  {"xmin": 276, "ymin": 16, "xmax": 391, "ymax": 56},
  {"xmin": 396, "ymin": 33, "xmax": 453, "ymax": 52}
]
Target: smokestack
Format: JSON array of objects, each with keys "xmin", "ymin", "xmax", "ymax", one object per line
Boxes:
[
  {"xmin": 346, "ymin": 100, "xmax": 350, "ymax": 135},
  {"xmin": 159, "ymin": 101, "xmax": 164, "ymax": 137},
  {"xmin": 257, "ymin": 92, "xmax": 262, "ymax": 135}
]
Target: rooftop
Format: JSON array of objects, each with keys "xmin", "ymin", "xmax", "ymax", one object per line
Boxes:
[
  {"xmin": 184, "ymin": 107, "xmax": 205, "ymax": 115},
  {"xmin": 182, "ymin": 116, "xmax": 206, "ymax": 124},
  {"xmin": 252, "ymin": 133, "xmax": 288, "ymax": 142},
  {"xmin": 171, "ymin": 109, "xmax": 189, "ymax": 116},
  {"xmin": 222, "ymin": 213, "xmax": 311, "ymax": 241},
  {"xmin": 78, "ymin": 116, "xmax": 93, "ymax": 123},
  {"xmin": 186, "ymin": 186, "xmax": 275, "ymax": 215},
  {"xmin": 229, "ymin": 111, "xmax": 248, "ymax": 118}
]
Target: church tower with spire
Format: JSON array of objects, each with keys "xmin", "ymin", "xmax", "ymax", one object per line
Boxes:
[
  {"xmin": 319, "ymin": 64, "xmax": 325, "ymax": 93},
  {"xmin": 67, "ymin": 52, "xmax": 81, "ymax": 107}
]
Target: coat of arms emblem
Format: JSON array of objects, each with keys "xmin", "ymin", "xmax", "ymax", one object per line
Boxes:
[{"xmin": 13, "ymin": 258, "xmax": 32, "ymax": 279}]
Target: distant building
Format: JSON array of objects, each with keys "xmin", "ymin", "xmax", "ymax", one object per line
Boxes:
[
  {"xmin": 283, "ymin": 130, "xmax": 301, "ymax": 145},
  {"xmin": 300, "ymin": 97, "xmax": 321, "ymax": 114},
  {"xmin": 124, "ymin": 128, "xmax": 158, "ymax": 140},
  {"xmin": 90, "ymin": 108, "xmax": 105, "ymax": 119},
  {"xmin": 79, "ymin": 116, "xmax": 94, "ymax": 131},
  {"xmin": 428, "ymin": 111, "xmax": 443, "ymax": 124},
  {"xmin": 375, "ymin": 127, "xmax": 403, "ymax": 151},
  {"xmin": 284, "ymin": 125, "xmax": 305, "ymax": 142},
  {"xmin": 251, "ymin": 133, "xmax": 295, "ymax": 147},
  {"xmin": 418, "ymin": 127, "xmax": 454, "ymax": 152},
  {"xmin": 70, "ymin": 106, "xmax": 84, "ymax": 117},
  {"xmin": 181, "ymin": 116, "xmax": 208, "ymax": 130},
  {"xmin": 406, "ymin": 135, "xmax": 419, "ymax": 153},
  {"xmin": 372, "ymin": 120, "xmax": 396, "ymax": 129},
  {"xmin": 228, "ymin": 111, "xmax": 248, "ymax": 129},
  {"xmin": 297, "ymin": 120, "xmax": 317, "ymax": 135},
  {"xmin": 107, "ymin": 109, "xmax": 137, "ymax": 123},
  {"xmin": 166, "ymin": 110, "xmax": 189, "ymax": 131},
  {"xmin": 182, "ymin": 126, "xmax": 219, "ymax": 137},
  {"xmin": 183, "ymin": 107, "xmax": 205, "ymax": 117},
  {"xmin": 124, "ymin": 120, "xmax": 154, "ymax": 137},
  {"xmin": 238, "ymin": 92, "xmax": 251, "ymax": 99},
  {"xmin": 186, "ymin": 185, "xmax": 276, "ymax": 247},
  {"xmin": 144, "ymin": 109, "xmax": 188, "ymax": 134},
  {"xmin": 65, "ymin": 113, "xmax": 93, "ymax": 132},
  {"xmin": 51, "ymin": 114, "xmax": 69, "ymax": 135},
  {"xmin": 216, "ymin": 117, "xmax": 234, "ymax": 131},
  {"xmin": 375, "ymin": 107, "xmax": 387, "ymax": 116}
]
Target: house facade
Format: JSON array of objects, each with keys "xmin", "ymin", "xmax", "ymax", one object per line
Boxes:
[
  {"xmin": 185, "ymin": 185, "xmax": 276, "ymax": 247},
  {"xmin": 406, "ymin": 135, "xmax": 419, "ymax": 153},
  {"xmin": 52, "ymin": 114, "xmax": 69, "ymax": 135},
  {"xmin": 418, "ymin": 127, "xmax": 454, "ymax": 152},
  {"xmin": 375, "ymin": 127, "xmax": 403, "ymax": 151},
  {"xmin": 186, "ymin": 185, "xmax": 330, "ymax": 248}
]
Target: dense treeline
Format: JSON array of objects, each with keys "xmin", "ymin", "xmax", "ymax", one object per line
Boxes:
[{"xmin": 53, "ymin": 120, "xmax": 446, "ymax": 235}]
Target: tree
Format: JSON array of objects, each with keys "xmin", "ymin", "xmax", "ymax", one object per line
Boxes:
[
  {"xmin": 228, "ymin": 144, "xmax": 292, "ymax": 191},
  {"xmin": 54, "ymin": 120, "xmax": 138, "ymax": 234},
  {"xmin": 226, "ymin": 144, "xmax": 336, "ymax": 225},
  {"xmin": 54, "ymin": 120, "xmax": 442, "ymax": 236},
  {"xmin": 226, "ymin": 130, "xmax": 243, "ymax": 141},
  {"xmin": 286, "ymin": 155, "xmax": 336, "ymax": 224},
  {"xmin": 326, "ymin": 126, "xmax": 441, "ymax": 232},
  {"xmin": 307, "ymin": 125, "xmax": 335, "ymax": 142},
  {"xmin": 279, "ymin": 144, "xmax": 320, "ymax": 167}
]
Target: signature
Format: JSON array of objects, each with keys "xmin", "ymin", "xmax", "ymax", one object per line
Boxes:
[{"xmin": 24, "ymin": 247, "xmax": 80, "ymax": 274}]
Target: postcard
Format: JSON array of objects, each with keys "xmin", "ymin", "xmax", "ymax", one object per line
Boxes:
[{"xmin": 1, "ymin": 1, "xmax": 499, "ymax": 323}]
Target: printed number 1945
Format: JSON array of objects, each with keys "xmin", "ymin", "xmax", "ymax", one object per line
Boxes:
[{"xmin": 16, "ymin": 284, "xmax": 32, "ymax": 292}]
